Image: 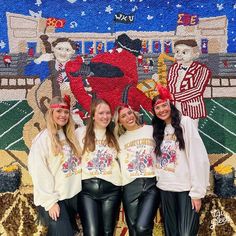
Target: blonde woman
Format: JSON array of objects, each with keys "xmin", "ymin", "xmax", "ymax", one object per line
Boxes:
[
  {"xmin": 75, "ymin": 98, "xmax": 122, "ymax": 236},
  {"xmin": 113, "ymin": 105, "xmax": 160, "ymax": 236},
  {"xmin": 28, "ymin": 95, "xmax": 82, "ymax": 236}
]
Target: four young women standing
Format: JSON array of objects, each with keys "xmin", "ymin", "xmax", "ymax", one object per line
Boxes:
[{"xmin": 29, "ymin": 89, "xmax": 209, "ymax": 235}]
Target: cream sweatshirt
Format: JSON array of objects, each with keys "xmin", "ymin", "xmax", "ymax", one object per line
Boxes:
[
  {"xmin": 156, "ymin": 116, "xmax": 210, "ymax": 199},
  {"xmin": 75, "ymin": 126, "xmax": 122, "ymax": 186},
  {"xmin": 28, "ymin": 129, "xmax": 82, "ymax": 211},
  {"xmin": 118, "ymin": 125, "xmax": 157, "ymax": 186}
]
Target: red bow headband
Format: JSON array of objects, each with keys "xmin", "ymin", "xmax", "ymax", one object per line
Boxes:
[
  {"xmin": 50, "ymin": 94, "xmax": 71, "ymax": 110},
  {"xmin": 63, "ymin": 94, "xmax": 71, "ymax": 107},
  {"xmin": 155, "ymin": 84, "xmax": 172, "ymax": 106}
]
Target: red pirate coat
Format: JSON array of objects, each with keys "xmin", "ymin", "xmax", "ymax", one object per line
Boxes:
[
  {"xmin": 65, "ymin": 48, "xmax": 152, "ymax": 114},
  {"xmin": 167, "ymin": 61, "xmax": 211, "ymax": 119}
]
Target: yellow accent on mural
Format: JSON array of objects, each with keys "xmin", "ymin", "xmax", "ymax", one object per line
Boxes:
[
  {"xmin": 137, "ymin": 53, "xmax": 175, "ymax": 99},
  {"xmin": 157, "ymin": 53, "xmax": 175, "ymax": 86}
]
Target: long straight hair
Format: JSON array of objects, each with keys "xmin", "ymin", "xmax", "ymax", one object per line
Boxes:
[
  {"xmin": 46, "ymin": 96, "xmax": 82, "ymax": 157},
  {"xmin": 82, "ymin": 99, "xmax": 119, "ymax": 154},
  {"xmin": 152, "ymin": 96, "xmax": 185, "ymax": 156}
]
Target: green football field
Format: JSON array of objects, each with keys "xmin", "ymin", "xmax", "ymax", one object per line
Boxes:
[
  {"xmin": 199, "ymin": 98, "xmax": 236, "ymax": 154},
  {"xmin": 0, "ymin": 100, "xmax": 33, "ymax": 152},
  {"xmin": 0, "ymin": 98, "xmax": 235, "ymax": 154}
]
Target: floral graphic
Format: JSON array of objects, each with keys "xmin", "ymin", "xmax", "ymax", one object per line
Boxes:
[
  {"xmin": 157, "ymin": 140, "xmax": 177, "ymax": 169},
  {"xmin": 62, "ymin": 155, "xmax": 81, "ymax": 175},
  {"xmin": 127, "ymin": 150, "xmax": 154, "ymax": 174},
  {"xmin": 86, "ymin": 150, "xmax": 113, "ymax": 174}
]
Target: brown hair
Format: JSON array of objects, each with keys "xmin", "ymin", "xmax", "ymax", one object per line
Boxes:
[
  {"xmin": 52, "ymin": 37, "xmax": 77, "ymax": 50},
  {"xmin": 152, "ymin": 96, "xmax": 185, "ymax": 155},
  {"xmin": 174, "ymin": 39, "xmax": 198, "ymax": 48},
  {"xmin": 82, "ymin": 99, "xmax": 119, "ymax": 154}
]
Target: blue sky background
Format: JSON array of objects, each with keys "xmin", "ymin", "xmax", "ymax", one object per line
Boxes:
[{"xmin": 1, "ymin": 0, "xmax": 236, "ymax": 52}]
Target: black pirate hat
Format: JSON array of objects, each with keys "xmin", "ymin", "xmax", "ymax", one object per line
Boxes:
[{"xmin": 115, "ymin": 33, "xmax": 142, "ymax": 56}]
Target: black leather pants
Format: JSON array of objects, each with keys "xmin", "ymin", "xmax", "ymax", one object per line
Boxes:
[
  {"xmin": 78, "ymin": 178, "xmax": 122, "ymax": 236},
  {"xmin": 160, "ymin": 190, "xmax": 200, "ymax": 236},
  {"xmin": 37, "ymin": 194, "xmax": 79, "ymax": 236},
  {"xmin": 122, "ymin": 177, "xmax": 160, "ymax": 236}
]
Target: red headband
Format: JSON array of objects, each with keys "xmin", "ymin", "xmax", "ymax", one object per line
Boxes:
[
  {"xmin": 155, "ymin": 84, "xmax": 172, "ymax": 106},
  {"xmin": 50, "ymin": 94, "xmax": 71, "ymax": 110},
  {"xmin": 50, "ymin": 104, "xmax": 70, "ymax": 110}
]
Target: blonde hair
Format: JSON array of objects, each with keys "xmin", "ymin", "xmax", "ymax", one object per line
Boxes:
[
  {"xmin": 46, "ymin": 96, "xmax": 82, "ymax": 157},
  {"xmin": 113, "ymin": 105, "xmax": 141, "ymax": 137},
  {"xmin": 83, "ymin": 99, "xmax": 119, "ymax": 154}
]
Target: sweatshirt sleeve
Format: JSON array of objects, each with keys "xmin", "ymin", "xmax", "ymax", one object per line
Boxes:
[
  {"xmin": 182, "ymin": 117, "xmax": 210, "ymax": 199},
  {"xmin": 28, "ymin": 131, "xmax": 60, "ymax": 211}
]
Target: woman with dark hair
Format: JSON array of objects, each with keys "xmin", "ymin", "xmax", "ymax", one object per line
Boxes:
[
  {"xmin": 75, "ymin": 98, "xmax": 121, "ymax": 236},
  {"xmin": 28, "ymin": 95, "xmax": 82, "ymax": 236},
  {"xmin": 113, "ymin": 105, "xmax": 160, "ymax": 236},
  {"xmin": 152, "ymin": 84, "xmax": 210, "ymax": 236}
]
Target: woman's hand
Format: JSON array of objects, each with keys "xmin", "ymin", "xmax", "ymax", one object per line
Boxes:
[
  {"xmin": 191, "ymin": 198, "xmax": 201, "ymax": 213},
  {"xmin": 48, "ymin": 203, "xmax": 60, "ymax": 221}
]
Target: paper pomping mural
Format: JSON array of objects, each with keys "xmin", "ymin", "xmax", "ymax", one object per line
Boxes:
[{"xmin": 0, "ymin": 0, "xmax": 236, "ymax": 235}]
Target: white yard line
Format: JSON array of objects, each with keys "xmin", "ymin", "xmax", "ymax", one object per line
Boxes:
[
  {"xmin": 5, "ymin": 137, "xmax": 23, "ymax": 149},
  {"xmin": 207, "ymin": 115, "xmax": 236, "ymax": 137},
  {"xmin": 0, "ymin": 100, "xmax": 22, "ymax": 117},
  {"xmin": 0, "ymin": 111, "xmax": 33, "ymax": 138},
  {"xmin": 199, "ymin": 129, "xmax": 235, "ymax": 154},
  {"xmin": 140, "ymin": 105, "xmax": 152, "ymax": 121},
  {"xmin": 211, "ymin": 99, "xmax": 236, "ymax": 117}
]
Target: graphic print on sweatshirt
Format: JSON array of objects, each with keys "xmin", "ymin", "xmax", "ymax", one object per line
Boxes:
[
  {"xmin": 61, "ymin": 143, "xmax": 81, "ymax": 177},
  {"xmin": 85, "ymin": 144, "xmax": 116, "ymax": 175},
  {"xmin": 124, "ymin": 138, "xmax": 156, "ymax": 177},
  {"xmin": 157, "ymin": 139, "xmax": 178, "ymax": 172}
]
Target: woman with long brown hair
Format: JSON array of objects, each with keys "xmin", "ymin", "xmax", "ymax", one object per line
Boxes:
[
  {"xmin": 76, "ymin": 98, "xmax": 121, "ymax": 236},
  {"xmin": 28, "ymin": 95, "xmax": 82, "ymax": 236},
  {"xmin": 152, "ymin": 84, "xmax": 209, "ymax": 236}
]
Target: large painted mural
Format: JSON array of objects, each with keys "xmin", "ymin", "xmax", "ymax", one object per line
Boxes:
[{"xmin": 0, "ymin": 0, "xmax": 236, "ymax": 235}]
